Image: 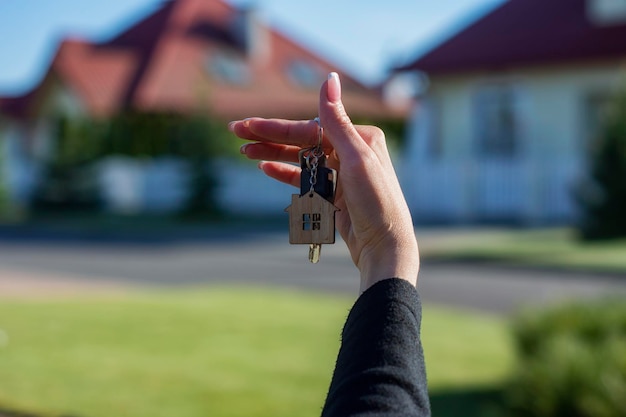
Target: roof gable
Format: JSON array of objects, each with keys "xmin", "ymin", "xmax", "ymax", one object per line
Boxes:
[
  {"xmin": 400, "ymin": 0, "xmax": 626, "ymax": 75},
  {"xmin": 106, "ymin": 0, "xmax": 177, "ymax": 50},
  {"xmin": 52, "ymin": 39, "xmax": 138, "ymax": 116}
]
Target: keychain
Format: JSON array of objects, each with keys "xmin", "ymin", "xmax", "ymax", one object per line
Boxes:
[{"xmin": 285, "ymin": 117, "xmax": 338, "ymax": 263}]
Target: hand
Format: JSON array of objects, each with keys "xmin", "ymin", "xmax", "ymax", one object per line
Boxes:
[{"xmin": 229, "ymin": 73, "xmax": 419, "ymax": 292}]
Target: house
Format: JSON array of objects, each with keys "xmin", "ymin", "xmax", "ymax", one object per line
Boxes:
[
  {"xmin": 0, "ymin": 0, "xmax": 398, "ymax": 214},
  {"xmin": 394, "ymin": 0, "xmax": 626, "ymax": 224},
  {"xmin": 285, "ymin": 192, "xmax": 338, "ymax": 245}
]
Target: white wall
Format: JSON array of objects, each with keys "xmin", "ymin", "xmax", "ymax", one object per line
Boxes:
[
  {"xmin": 1, "ymin": 123, "xmax": 40, "ymax": 206},
  {"xmin": 402, "ymin": 63, "xmax": 624, "ymax": 224}
]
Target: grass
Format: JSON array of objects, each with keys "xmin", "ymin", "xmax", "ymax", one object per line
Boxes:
[
  {"xmin": 420, "ymin": 228, "xmax": 626, "ymax": 273},
  {"xmin": 0, "ymin": 287, "xmax": 513, "ymax": 417},
  {"xmin": 422, "ymin": 306, "xmax": 513, "ymax": 390}
]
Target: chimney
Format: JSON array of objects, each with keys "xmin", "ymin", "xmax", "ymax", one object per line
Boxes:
[{"xmin": 233, "ymin": 5, "xmax": 270, "ymax": 65}]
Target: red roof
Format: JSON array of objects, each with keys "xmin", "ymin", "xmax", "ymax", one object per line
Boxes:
[
  {"xmin": 399, "ymin": 0, "xmax": 626, "ymax": 75},
  {"xmin": 2, "ymin": 0, "xmax": 396, "ymax": 121}
]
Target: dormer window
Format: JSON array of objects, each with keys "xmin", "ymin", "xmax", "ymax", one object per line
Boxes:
[
  {"xmin": 207, "ymin": 51, "xmax": 251, "ymax": 85},
  {"xmin": 587, "ymin": 0, "xmax": 626, "ymax": 25},
  {"xmin": 286, "ymin": 59, "xmax": 324, "ymax": 89}
]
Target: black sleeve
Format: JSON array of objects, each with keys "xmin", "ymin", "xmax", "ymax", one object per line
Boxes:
[{"xmin": 321, "ymin": 278, "xmax": 431, "ymax": 417}]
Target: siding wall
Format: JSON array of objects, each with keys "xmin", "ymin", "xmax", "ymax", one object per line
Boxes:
[{"xmin": 402, "ymin": 63, "xmax": 624, "ymax": 224}]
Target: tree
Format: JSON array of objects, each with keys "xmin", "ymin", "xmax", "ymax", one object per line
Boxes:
[
  {"xmin": 0, "ymin": 136, "xmax": 12, "ymax": 220},
  {"xmin": 30, "ymin": 111, "xmax": 236, "ymax": 216},
  {"xmin": 31, "ymin": 115, "xmax": 103, "ymax": 212},
  {"xmin": 100, "ymin": 111, "xmax": 228, "ymax": 216},
  {"xmin": 576, "ymin": 88, "xmax": 626, "ymax": 240}
]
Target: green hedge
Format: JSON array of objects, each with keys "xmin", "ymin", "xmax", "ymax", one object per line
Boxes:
[
  {"xmin": 506, "ymin": 298, "xmax": 626, "ymax": 417},
  {"xmin": 32, "ymin": 112, "xmax": 238, "ymax": 215}
]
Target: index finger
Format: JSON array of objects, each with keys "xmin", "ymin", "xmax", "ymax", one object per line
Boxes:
[{"xmin": 229, "ymin": 118, "xmax": 331, "ymax": 149}]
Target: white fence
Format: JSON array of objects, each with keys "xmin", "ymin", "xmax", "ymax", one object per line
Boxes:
[
  {"xmin": 97, "ymin": 157, "xmax": 293, "ymax": 215},
  {"xmin": 400, "ymin": 158, "xmax": 583, "ymax": 224},
  {"xmin": 98, "ymin": 157, "xmax": 190, "ymax": 214},
  {"xmin": 4, "ymin": 145, "xmax": 585, "ymax": 223},
  {"xmin": 214, "ymin": 159, "xmax": 295, "ymax": 215}
]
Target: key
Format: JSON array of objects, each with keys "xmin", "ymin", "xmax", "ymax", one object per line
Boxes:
[
  {"xmin": 284, "ymin": 148, "xmax": 339, "ymax": 263},
  {"xmin": 309, "ymin": 244, "xmax": 321, "ymax": 263},
  {"xmin": 298, "ymin": 149, "xmax": 337, "ymax": 202}
]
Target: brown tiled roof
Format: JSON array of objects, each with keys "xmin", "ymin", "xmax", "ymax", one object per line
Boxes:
[
  {"xmin": 399, "ymin": 0, "xmax": 626, "ymax": 75},
  {"xmin": 2, "ymin": 0, "xmax": 398, "ymax": 121},
  {"xmin": 52, "ymin": 39, "xmax": 138, "ymax": 116}
]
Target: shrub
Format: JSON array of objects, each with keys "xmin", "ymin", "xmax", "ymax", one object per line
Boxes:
[
  {"xmin": 32, "ymin": 115, "xmax": 105, "ymax": 212},
  {"xmin": 0, "ymin": 136, "xmax": 13, "ymax": 219},
  {"xmin": 506, "ymin": 298, "xmax": 626, "ymax": 417},
  {"xmin": 32, "ymin": 112, "xmax": 236, "ymax": 215}
]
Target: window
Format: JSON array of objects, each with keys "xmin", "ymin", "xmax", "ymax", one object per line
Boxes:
[
  {"xmin": 302, "ymin": 213, "xmax": 321, "ymax": 231},
  {"xmin": 427, "ymin": 97, "xmax": 443, "ymax": 158},
  {"xmin": 207, "ymin": 51, "xmax": 251, "ymax": 85},
  {"xmin": 473, "ymin": 83, "xmax": 522, "ymax": 157},
  {"xmin": 287, "ymin": 59, "xmax": 324, "ymax": 89}
]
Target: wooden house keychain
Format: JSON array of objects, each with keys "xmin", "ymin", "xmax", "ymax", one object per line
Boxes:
[{"xmin": 285, "ymin": 117, "xmax": 338, "ymax": 263}]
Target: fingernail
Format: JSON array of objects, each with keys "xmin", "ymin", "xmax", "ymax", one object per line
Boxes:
[
  {"xmin": 327, "ymin": 72, "xmax": 341, "ymax": 103},
  {"xmin": 240, "ymin": 143, "xmax": 250, "ymax": 154},
  {"xmin": 242, "ymin": 118, "xmax": 252, "ymax": 127},
  {"xmin": 228, "ymin": 121, "xmax": 237, "ymax": 132},
  {"xmin": 258, "ymin": 161, "xmax": 266, "ymax": 171}
]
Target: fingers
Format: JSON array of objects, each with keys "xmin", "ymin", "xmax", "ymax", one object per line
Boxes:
[
  {"xmin": 229, "ymin": 118, "xmax": 330, "ymax": 149},
  {"xmin": 230, "ymin": 73, "xmax": 381, "ymax": 168},
  {"xmin": 318, "ymin": 73, "xmax": 369, "ymax": 162},
  {"xmin": 240, "ymin": 142, "xmax": 301, "ymax": 163},
  {"xmin": 258, "ymin": 161, "xmax": 301, "ymax": 188}
]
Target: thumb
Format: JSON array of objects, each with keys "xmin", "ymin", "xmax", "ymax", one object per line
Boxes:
[{"xmin": 319, "ymin": 72, "xmax": 366, "ymax": 159}]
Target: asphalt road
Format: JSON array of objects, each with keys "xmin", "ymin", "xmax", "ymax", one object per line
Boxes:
[{"xmin": 1, "ymin": 230, "xmax": 624, "ymax": 315}]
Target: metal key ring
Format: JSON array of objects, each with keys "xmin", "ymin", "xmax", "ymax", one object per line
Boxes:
[{"xmin": 313, "ymin": 117, "xmax": 324, "ymax": 155}]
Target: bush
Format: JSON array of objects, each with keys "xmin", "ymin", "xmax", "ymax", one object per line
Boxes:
[
  {"xmin": 576, "ymin": 88, "xmax": 626, "ymax": 240},
  {"xmin": 32, "ymin": 116, "xmax": 105, "ymax": 212},
  {"xmin": 32, "ymin": 112, "xmax": 236, "ymax": 215},
  {"xmin": 506, "ymin": 299, "xmax": 626, "ymax": 417},
  {"xmin": 0, "ymin": 137, "xmax": 13, "ymax": 219}
]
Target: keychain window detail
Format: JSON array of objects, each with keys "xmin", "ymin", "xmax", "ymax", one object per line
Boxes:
[{"xmin": 302, "ymin": 213, "xmax": 322, "ymax": 231}]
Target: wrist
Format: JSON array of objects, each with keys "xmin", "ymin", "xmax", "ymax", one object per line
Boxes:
[{"xmin": 358, "ymin": 237, "xmax": 419, "ymax": 293}]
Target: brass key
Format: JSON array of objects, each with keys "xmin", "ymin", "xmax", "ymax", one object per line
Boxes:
[{"xmin": 309, "ymin": 244, "xmax": 321, "ymax": 264}]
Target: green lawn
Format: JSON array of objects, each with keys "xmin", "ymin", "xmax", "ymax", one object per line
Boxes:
[
  {"xmin": 0, "ymin": 287, "xmax": 512, "ymax": 417},
  {"xmin": 420, "ymin": 228, "xmax": 626, "ymax": 273}
]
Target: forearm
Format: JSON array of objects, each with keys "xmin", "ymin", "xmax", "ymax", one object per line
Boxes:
[{"xmin": 321, "ymin": 278, "xmax": 430, "ymax": 417}]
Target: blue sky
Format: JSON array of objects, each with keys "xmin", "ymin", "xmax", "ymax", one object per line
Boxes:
[{"xmin": 0, "ymin": 0, "xmax": 503, "ymax": 96}]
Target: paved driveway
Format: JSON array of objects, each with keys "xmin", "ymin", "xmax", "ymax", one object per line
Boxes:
[{"xmin": 1, "ymin": 230, "xmax": 624, "ymax": 315}]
